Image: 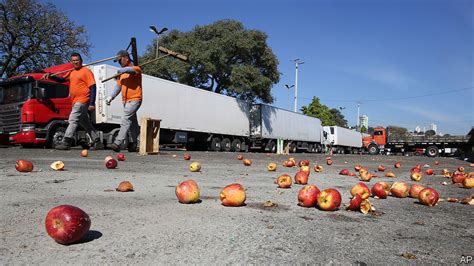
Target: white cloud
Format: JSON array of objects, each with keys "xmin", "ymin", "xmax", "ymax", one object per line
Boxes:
[{"xmin": 337, "ymin": 65, "xmax": 419, "ymax": 89}]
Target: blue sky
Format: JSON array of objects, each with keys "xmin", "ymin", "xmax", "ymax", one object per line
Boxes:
[{"xmin": 46, "ymin": 0, "xmax": 473, "ymax": 134}]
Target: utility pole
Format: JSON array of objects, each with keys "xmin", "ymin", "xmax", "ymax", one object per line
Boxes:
[
  {"xmin": 357, "ymin": 102, "xmax": 361, "ymax": 131},
  {"xmin": 285, "ymin": 84, "xmax": 295, "ymax": 111},
  {"xmin": 149, "ymin": 25, "xmax": 168, "ymax": 58},
  {"xmin": 292, "ymin": 59, "xmax": 304, "ymax": 112}
]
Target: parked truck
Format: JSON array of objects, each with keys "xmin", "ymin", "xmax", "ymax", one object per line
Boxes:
[
  {"xmin": 322, "ymin": 126, "xmax": 363, "ymax": 154},
  {"xmin": 0, "ymin": 64, "xmax": 323, "ymax": 153},
  {"xmin": 363, "ymin": 126, "xmax": 471, "ymax": 157}
]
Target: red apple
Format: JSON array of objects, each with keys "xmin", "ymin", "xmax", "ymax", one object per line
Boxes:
[
  {"xmin": 458, "ymin": 166, "xmax": 465, "ymax": 172},
  {"xmin": 237, "ymin": 155, "xmax": 243, "ymax": 160},
  {"xmin": 371, "ymin": 182, "xmax": 390, "ymax": 199},
  {"xmin": 105, "ymin": 159, "xmax": 117, "ymax": 169},
  {"xmin": 359, "ymin": 171, "xmax": 372, "ymax": 182},
  {"xmin": 452, "ymin": 172, "xmax": 466, "ymax": 184},
  {"xmin": 284, "ymin": 160, "xmax": 295, "ymax": 167},
  {"xmin": 411, "ymin": 167, "xmax": 421, "ymax": 174},
  {"xmin": 175, "ymin": 179, "xmax": 200, "ymax": 204},
  {"xmin": 298, "ymin": 160, "xmax": 310, "ymax": 167},
  {"xmin": 384, "ymin": 172, "xmax": 396, "ymax": 178},
  {"xmin": 360, "ymin": 199, "xmax": 373, "ymax": 214},
  {"xmin": 390, "ymin": 182, "xmax": 409, "ymax": 198},
  {"xmin": 116, "ymin": 153, "xmax": 126, "ymax": 161},
  {"xmin": 434, "ymin": 161, "xmax": 439, "ymax": 165},
  {"xmin": 45, "ymin": 205, "xmax": 91, "ymax": 245},
  {"xmin": 418, "ymin": 187, "xmax": 439, "ymax": 206},
  {"xmin": 355, "ymin": 165, "xmax": 362, "ymax": 172},
  {"xmin": 411, "ymin": 172, "xmax": 422, "ymax": 182},
  {"xmin": 220, "ymin": 183, "xmax": 246, "ymax": 206},
  {"xmin": 377, "ymin": 165, "xmax": 386, "ymax": 172},
  {"xmin": 326, "ymin": 159, "xmax": 333, "ymax": 166},
  {"xmin": 350, "ymin": 182, "xmax": 371, "ymax": 200},
  {"xmin": 346, "ymin": 194, "xmax": 363, "ymax": 211},
  {"xmin": 441, "ymin": 168, "xmax": 451, "ymax": 177},
  {"xmin": 425, "ymin": 169, "xmax": 434, "ymax": 175},
  {"xmin": 297, "ymin": 185, "xmax": 320, "ymax": 207},
  {"xmin": 277, "ymin": 174, "xmax": 292, "ymax": 188},
  {"xmin": 317, "ymin": 188, "xmax": 342, "ymax": 211},
  {"xmin": 294, "ymin": 171, "xmax": 309, "ymax": 185},
  {"xmin": 300, "ymin": 165, "xmax": 310, "ymax": 174},
  {"xmin": 183, "ymin": 153, "xmax": 191, "ymax": 160},
  {"xmin": 15, "ymin": 159, "xmax": 33, "ymax": 172},
  {"xmin": 394, "ymin": 162, "xmax": 401, "ymax": 168},
  {"xmin": 409, "ymin": 184, "xmax": 425, "ymax": 198},
  {"xmin": 314, "ymin": 165, "xmax": 323, "ymax": 173},
  {"xmin": 267, "ymin": 162, "xmax": 277, "ymax": 171},
  {"xmin": 243, "ymin": 159, "xmax": 252, "ymax": 166},
  {"xmin": 104, "ymin": 155, "xmax": 113, "ymax": 164},
  {"xmin": 339, "ymin": 169, "xmax": 350, "ymax": 176},
  {"xmin": 80, "ymin": 149, "xmax": 88, "ymax": 157}
]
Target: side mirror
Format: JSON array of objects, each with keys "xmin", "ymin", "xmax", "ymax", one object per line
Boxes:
[{"xmin": 34, "ymin": 87, "xmax": 47, "ymax": 99}]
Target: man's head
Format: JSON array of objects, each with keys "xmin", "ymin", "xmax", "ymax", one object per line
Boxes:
[
  {"xmin": 115, "ymin": 50, "xmax": 131, "ymax": 67},
  {"xmin": 70, "ymin": 52, "xmax": 83, "ymax": 70}
]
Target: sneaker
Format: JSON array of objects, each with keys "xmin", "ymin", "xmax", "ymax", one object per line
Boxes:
[
  {"xmin": 107, "ymin": 143, "xmax": 121, "ymax": 152},
  {"xmin": 92, "ymin": 140, "xmax": 104, "ymax": 150}
]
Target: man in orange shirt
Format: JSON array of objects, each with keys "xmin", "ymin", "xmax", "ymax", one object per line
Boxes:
[
  {"xmin": 105, "ymin": 50, "xmax": 142, "ymax": 152},
  {"xmin": 44, "ymin": 53, "xmax": 103, "ymax": 150}
]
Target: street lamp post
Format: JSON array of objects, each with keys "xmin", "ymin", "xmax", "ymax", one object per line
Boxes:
[
  {"xmin": 356, "ymin": 102, "xmax": 361, "ymax": 131},
  {"xmin": 285, "ymin": 84, "xmax": 294, "ymax": 110},
  {"xmin": 291, "ymin": 59, "xmax": 304, "ymax": 112},
  {"xmin": 149, "ymin": 25, "xmax": 168, "ymax": 58}
]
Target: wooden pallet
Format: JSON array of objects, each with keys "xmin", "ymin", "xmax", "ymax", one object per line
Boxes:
[{"xmin": 139, "ymin": 117, "xmax": 161, "ymax": 155}]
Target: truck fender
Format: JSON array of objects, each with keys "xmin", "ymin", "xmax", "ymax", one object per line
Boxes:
[{"xmin": 44, "ymin": 120, "xmax": 68, "ymax": 140}]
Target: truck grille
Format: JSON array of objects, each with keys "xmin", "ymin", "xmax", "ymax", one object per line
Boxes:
[{"xmin": 0, "ymin": 104, "xmax": 22, "ymax": 133}]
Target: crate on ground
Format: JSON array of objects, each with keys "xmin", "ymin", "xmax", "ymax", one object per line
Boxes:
[{"xmin": 139, "ymin": 117, "xmax": 161, "ymax": 155}]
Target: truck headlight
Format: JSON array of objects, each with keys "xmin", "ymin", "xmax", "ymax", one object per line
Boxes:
[{"xmin": 21, "ymin": 124, "xmax": 35, "ymax": 132}]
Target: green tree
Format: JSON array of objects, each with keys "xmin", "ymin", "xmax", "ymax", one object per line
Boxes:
[
  {"xmin": 141, "ymin": 19, "xmax": 279, "ymax": 103},
  {"xmin": 0, "ymin": 0, "xmax": 90, "ymax": 77},
  {"xmin": 300, "ymin": 97, "xmax": 334, "ymax": 126},
  {"xmin": 387, "ymin": 125, "xmax": 408, "ymax": 138},
  {"xmin": 425, "ymin": 129, "xmax": 436, "ymax": 136},
  {"xmin": 329, "ymin": 108, "xmax": 348, "ymax": 127},
  {"xmin": 360, "ymin": 125, "xmax": 367, "ymax": 133}
]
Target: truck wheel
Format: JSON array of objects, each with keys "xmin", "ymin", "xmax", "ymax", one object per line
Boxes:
[
  {"xmin": 368, "ymin": 144, "xmax": 379, "ymax": 155},
  {"xmin": 267, "ymin": 140, "xmax": 276, "ymax": 153},
  {"xmin": 231, "ymin": 139, "xmax": 242, "ymax": 152},
  {"xmin": 209, "ymin": 137, "xmax": 221, "ymax": 151},
  {"xmin": 315, "ymin": 144, "xmax": 322, "ymax": 153},
  {"xmin": 221, "ymin": 138, "xmax": 231, "ymax": 152},
  {"xmin": 47, "ymin": 126, "xmax": 66, "ymax": 149},
  {"xmin": 290, "ymin": 143, "xmax": 297, "ymax": 153},
  {"xmin": 425, "ymin": 146, "xmax": 439, "ymax": 157}
]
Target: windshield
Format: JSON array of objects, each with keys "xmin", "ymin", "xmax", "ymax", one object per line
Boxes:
[{"xmin": 0, "ymin": 82, "xmax": 33, "ymax": 104}]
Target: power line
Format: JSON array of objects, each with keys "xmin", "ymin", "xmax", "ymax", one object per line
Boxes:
[{"xmin": 298, "ymin": 86, "xmax": 473, "ymax": 103}]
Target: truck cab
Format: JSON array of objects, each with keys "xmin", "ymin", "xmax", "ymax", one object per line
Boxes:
[{"xmin": 362, "ymin": 127, "xmax": 387, "ymax": 155}]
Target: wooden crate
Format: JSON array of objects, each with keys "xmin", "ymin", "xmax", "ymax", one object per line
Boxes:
[{"xmin": 139, "ymin": 117, "xmax": 161, "ymax": 155}]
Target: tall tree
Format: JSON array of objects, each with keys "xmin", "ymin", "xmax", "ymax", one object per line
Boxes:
[
  {"xmin": 0, "ymin": 0, "xmax": 90, "ymax": 77},
  {"xmin": 329, "ymin": 108, "xmax": 348, "ymax": 127},
  {"xmin": 141, "ymin": 19, "xmax": 280, "ymax": 103},
  {"xmin": 300, "ymin": 97, "xmax": 334, "ymax": 126}
]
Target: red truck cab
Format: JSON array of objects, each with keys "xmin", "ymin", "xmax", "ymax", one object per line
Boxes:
[{"xmin": 362, "ymin": 127, "xmax": 387, "ymax": 155}]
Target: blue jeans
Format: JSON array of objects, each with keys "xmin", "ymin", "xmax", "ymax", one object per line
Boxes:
[{"xmin": 114, "ymin": 100, "xmax": 141, "ymax": 146}]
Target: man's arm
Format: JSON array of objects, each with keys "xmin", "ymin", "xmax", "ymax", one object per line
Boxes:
[
  {"xmin": 42, "ymin": 73, "xmax": 67, "ymax": 83},
  {"xmin": 105, "ymin": 84, "xmax": 121, "ymax": 105},
  {"xmin": 88, "ymin": 84, "xmax": 97, "ymax": 111},
  {"xmin": 117, "ymin": 67, "xmax": 137, "ymax": 74}
]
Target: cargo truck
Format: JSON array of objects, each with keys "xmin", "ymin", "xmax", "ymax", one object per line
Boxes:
[
  {"xmin": 322, "ymin": 126, "xmax": 363, "ymax": 154},
  {"xmin": 0, "ymin": 64, "xmax": 323, "ymax": 153}
]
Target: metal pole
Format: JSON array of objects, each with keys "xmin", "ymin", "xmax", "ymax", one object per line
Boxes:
[
  {"xmin": 357, "ymin": 102, "xmax": 360, "ymax": 131},
  {"xmin": 155, "ymin": 38, "xmax": 159, "ymax": 59},
  {"xmin": 294, "ymin": 62, "xmax": 298, "ymax": 112}
]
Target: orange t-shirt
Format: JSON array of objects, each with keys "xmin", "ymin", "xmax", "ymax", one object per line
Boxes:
[
  {"xmin": 64, "ymin": 67, "xmax": 96, "ymax": 104},
  {"xmin": 117, "ymin": 66, "xmax": 142, "ymax": 103}
]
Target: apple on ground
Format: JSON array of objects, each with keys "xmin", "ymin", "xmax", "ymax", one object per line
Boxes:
[
  {"xmin": 394, "ymin": 162, "xmax": 401, "ymax": 168},
  {"xmin": 458, "ymin": 166, "xmax": 465, "ymax": 172},
  {"xmin": 314, "ymin": 165, "xmax": 323, "ymax": 173},
  {"xmin": 425, "ymin": 169, "xmax": 434, "ymax": 175},
  {"xmin": 390, "ymin": 182, "xmax": 409, "ymax": 198},
  {"xmin": 237, "ymin": 155, "xmax": 243, "ymax": 160},
  {"xmin": 189, "ymin": 162, "xmax": 201, "ymax": 172},
  {"xmin": 117, "ymin": 153, "xmax": 126, "ymax": 161},
  {"xmin": 434, "ymin": 161, "xmax": 439, "ymax": 165},
  {"xmin": 116, "ymin": 181, "xmax": 134, "ymax": 192},
  {"xmin": 359, "ymin": 171, "xmax": 372, "ymax": 182},
  {"xmin": 355, "ymin": 165, "xmax": 362, "ymax": 172},
  {"xmin": 267, "ymin": 162, "xmax": 277, "ymax": 171},
  {"xmin": 220, "ymin": 183, "xmax": 246, "ymax": 206},
  {"xmin": 317, "ymin": 188, "xmax": 342, "ymax": 211},
  {"xmin": 298, "ymin": 160, "xmax": 310, "ymax": 167},
  {"xmin": 183, "ymin": 153, "xmax": 191, "ymax": 160},
  {"xmin": 243, "ymin": 159, "xmax": 252, "ymax": 166},
  {"xmin": 360, "ymin": 199, "xmax": 374, "ymax": 214},
  {"xmin": 377, "ymin": 165, "xmax": 386, "ymax": 172},
  {"xmin": 462, "ymin": 177, "xmax": 474, "ymax": 188},
  {"xmin": 104, "ymin": 156, "xmax": 113, "ymax": 164},
  {"xmin": 276, "ymin": 174, "xmax": 292, "ymax": 188},
  {"xmin": 15, "ymin": 159, "xmax": 34, "ymax": 172},
  {"xmin": 418, "ymin": 187, "xmax": 439, "ymax": 206},
  {"xmin": 452, "ymin": 172, "xmax": 466, "ymax": 184},
  {"xmin": 105, "ymin": 159, "xmax": 117, "ymax": 169},
  {"xmin": 45, "ymin": 205, "xmax": 91, "ymax": 245},
  {"xmin": 284, "ymin": 160, "xmax": 295, "ymax": 167},
  {"xmin": 409, "ymin": 184, "xmax": 426, "ymax": 198},
  {"xmin": 346, "ymin": 194, "xmax": 362, "ymax": 211},
  {"xmin": 80, "ymin": 149, "xmax": 88, "ymax": 157},
  {"xmin": 411, "ymin": 167, "xmax": 421, "ymax": 174},
  {"xmin": 350, "ymin": 182, "xmax": 371, "ymax": 200},
  {"xmin": 441, "ymin": 168, "xmax": 451, "ymax": 177},
  {"xmin": 371, "ymin": 182, "xmax": 390, "ymax": 199},
  {"xmin": 294, "ymin": 171, "xmax": 309, "ymax": 185},
  {"xmin": 50, "ymin": 161, "xmax": 65, "ymax": 171},
  {"xmin": 339, "ymin": 169, "xmax": 350, "ymax": 176},
  {"xmin": 297, "ymin": 185, "xmax": 320, "ymax": 207},
  {"xmin": 384, "ymin": 172, "xmax": 396, "ymax": 178},
  {"xmin": 175, "ymin": 179, "xmax": 200, "ymax": 203},
  {"xmin": 411, "ymin": 172, "xmax": 422, "ymax": 182},
  {"xmin": 326, "ymin": 159, "xmax": 333, "ymax": 165},
  {"xmin": 300, "ymin": 165, "xmax": 311, "ymax": 174}
]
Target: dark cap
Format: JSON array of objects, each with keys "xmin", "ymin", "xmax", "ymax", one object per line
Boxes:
[{"xmin": 114, "ymin": 50, "xmax": 129, "ymax": 62}]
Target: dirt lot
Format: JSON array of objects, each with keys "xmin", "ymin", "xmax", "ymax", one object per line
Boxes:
[{"xmin": 0, "ymin": 146, "xmax": 473, "ymax": 264}]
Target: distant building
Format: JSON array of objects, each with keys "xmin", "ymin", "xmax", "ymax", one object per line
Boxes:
[
  {"xmin": 430, "ymin": 123, "xmax": 437, "ymax": 133},
  {"xmin": 415, "ymin": 126, "xmax": 421, "ymax": 133},
  {"xmin": 359, "ymin": 115, "xmax": 368, "ymax": 129}
]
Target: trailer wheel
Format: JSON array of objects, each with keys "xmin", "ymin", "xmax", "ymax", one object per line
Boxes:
[
  {"xmin": 368, "ymin": 144, "xmax": 379, "ymax": 155},
  {"xmin": 425, "ymin": 146, "xmax": 439, "ymax": 157},
  {"xmin": 267, "ymin": 140, "xmax": 277, "ymax": 153},
  {"xmin": 221, "ymin": 138, "xmax": 231, "ymax": 152},
  {"xmin": 209, "ymin": 137, "xmax": 222, "ymax": 151},
  {"xmin": 47, "ymin": 126, "xmax": 66, "ymax": 149},
  {"xmin": 290, "ymin": 143, "xmax": 297, "ymax": 153},
  {"xmin": 231, "ymin": 139, "xmax": 242, "ymax": 152}
]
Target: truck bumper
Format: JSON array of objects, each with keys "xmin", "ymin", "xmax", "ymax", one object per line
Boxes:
[{"xmin": 9, "ymin": 130, "xmax": 46, "ymax": 145}]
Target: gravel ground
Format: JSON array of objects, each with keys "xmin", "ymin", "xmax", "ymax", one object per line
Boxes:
[{"xmin": 0, "ymin": 146, "xmax": 473, "ymax": 264}]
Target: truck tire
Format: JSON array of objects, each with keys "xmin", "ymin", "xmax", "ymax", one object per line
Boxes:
[
  {"xmin": 368, "ymin": 144, "xmax": 379, "ymax": 155},
  {"xmin": 231, "ymin": 139, "xmax": 241, "ymax": 152},
  {"xmin": 267, "ymin": 140, "xmax": 277, "ymax": 153},
  {"xmin": 209, "ymin": 137, "xmax": 221, "ymax": 151},
  {"xmin": 47, "ymin": 126, "xmax": 66, "ymax": 149},
  {"xmin": 425, "ymin": 145, "xmax": 439, "ymax": 157},
  {"xmin": 221, "ymin": 138, "xmax": 231, "ymax": 152},
  {"xmin": 290, "ymin": 143, "xmax": 297, "ymax": 153}
]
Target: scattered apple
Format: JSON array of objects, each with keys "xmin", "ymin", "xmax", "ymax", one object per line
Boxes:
[
  {"xmin": 183, "ymin": 153, "xmax": 191, "ymax": 160},
  {"xmin": 394, "ymin": 162, "xmax": 401, "ymax": 168},
  {"xmin": 267, "ymin": 162, "xmax": 277, "ymax": 171},
  {"xmin": 462, "ymin": 177, "xmax": 474, "ymax": 188},
  {"xmin": 411, "ymin": 172, "xmax": 422, "ymax": 182},
  {"xmin": 116, "ymin": 153, "xmax": 126, "ymax": 161},
  {"xmin": 326, "ymin": 159, "xmax": 333, "ymax": 166},
  {"xmin": 276, "ymin": 174, "xmax": 292, "ymax": 188},
  {"xmin": 189, "ymin": 162, "xmax": 201, "ymax": 172},
  {"xmin": 300, "ymin": 165, "xmax": 310, "ymax": 174},
  {"xmin": 220, "ymin": 183, "xmax": 246, "ymax": 206},
  {"xmin": 243, "ymin": 159, "xmax": 252, "ymax": 166},
  {"xmin": 359, "ymin": 171, "xmax": 372, "ymax": 182},
  {"xmin": 80, "ymin": 149, "xmax": 88, "ymax": 157},
  {"xmin": 390, "ymin": 182, "xmax": 409, "ymax": 198},
  {"xmin": 346, "ymin": 194, "xmax": 363, "ymax": 211},
  {"xmin": 104, "ymin": 155, "xmax": 113, "ymax": 164},
  {"xmin": 294, "ymin": 171, "xmax": 309, "ymax": 185},
  {"xmin": 355, "ymin": 165, "xmax": 362, "ymax": 172},
  {"xmin": 50, "ymin": 161, "xmax": 65, "ymax": 171},
  {"xmin": 418, "ymin": 188, "xmax": 439, "ymax": 206},
  {"xmin": 339, "ymin": 169, "xmax": 350, "ymax": 176},
  {"xmin": 298, "ymin": 160, "xmax": 310, "ymax": 167},
  {"xmin": 297, "ymin": 185, "xmax": 320, "ymax": 207},
  {"xmin": 384, "ymin": 172, "xmax": 396, "ymax": 178},
  {"xmin": 105, "ymin": 159, "xmax": 117, "ymax": 169},
  {"xmin": 116, "ymin": 181, "xmax": 134, "ymax": 192},
  {"xmin": 371, "ymin": 182, "xmax": 390, "ymax": 199},
  {"xmin": 350, "ymin": 182, "xmax": 371, "ymax": 200},
  {"xmin": 45, "ymin": 205, "xmax": 91, "ymax": 245},
  {"xmin": 458, "ymin": 166, "xmax": 465, "ymax": 172},
  {"xmin": 15, "ymin": 159, "xmax": 33, "ymax": 172},
  {"xmin": 441, "ymin": 168, "xmax": 451, "ymax": 177},
  {"xmin": 411, "ymin": 167, "xmax": 421, "ymax": 174},
  {"xmin": 360, "ymin": 199, "xmax": 373, "ymax": 214},
  {"xmin": 425, "ymin": 169, "xmax": 434, "ymax": 175},
  {"xmin": 452, "ymin": 171, "xmax": 466, "ymax": 184},
  {"xmin": 409, "ymin": 184, "xmax": 426, "ymax": 198},
  {"xmin": 434, "ymin": 161, "xmax": 439, "ymax": 165},
  {"xmin": 283, "ymin": 160, "xmax": 295, "ymax": 167},
  {"xmin": 237, "ymin": 155, "xmax": 243, "ymax": 160},
  {"xmin": 175, "ymin": 179, "xmax": 200, "ymax": 203},
  {"xmin": 317, "ymin": 188, "xmax": 342, "ymax": 211},
  {"xmin": 314, "ymin": 165, "xmax": 323, "ymax": 173},
  {"xmin": 377, "ymin": 165, "xmax": 385, "ymax": 172}
]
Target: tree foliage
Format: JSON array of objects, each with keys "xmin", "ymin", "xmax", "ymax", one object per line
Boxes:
[
  {"xmin": 360, "ymin": 125, "xmax": 367, "ymax": 133},
  {"xmin": 387, "ymin": 125, "xmax": 408, "ymax": 138},
  {"xmin": 301, "ymin": 97, "xmax": 349, "ymax": 127},
  {"xmin": 425, "ymin": 129, "xmax": 436, "ymax": 136},
  {"xmin": 0, "ymin": 0, "xmax": 90, "ymax": 77},
  {"xmin": 141, "ymin": 19, "xmax": 280, "ymax": 103}
]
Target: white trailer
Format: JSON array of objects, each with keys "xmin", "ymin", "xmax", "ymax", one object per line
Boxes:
[
  {"xmin": 323, "ymin": 126, "xmax": 363, "ymax": 154},
  {"xmin": 91, "ymin": 64, "xmax": 322, "ymax": 152}
]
